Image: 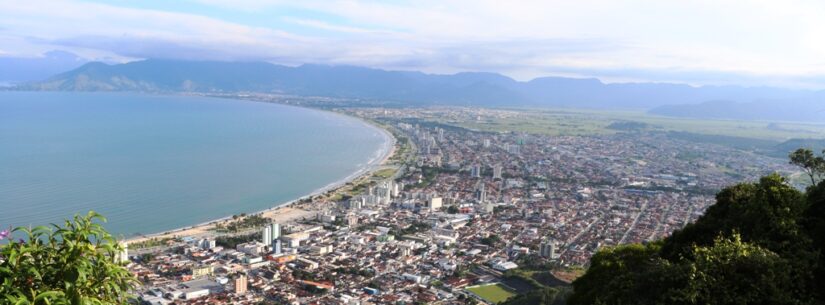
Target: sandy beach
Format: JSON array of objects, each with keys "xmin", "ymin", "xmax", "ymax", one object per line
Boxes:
[{"xmin": 126, "ymin": 115, "xmax": 396, "ymax": 244}]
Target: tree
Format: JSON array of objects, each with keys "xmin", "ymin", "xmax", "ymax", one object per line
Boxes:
[
  {"xmin": 802, "ymin": 179, "xmax": 825, "ymax": 300},
  {"xmin": 569, "ymin": 171, "xmax": 823, "ymax": 304},
  {"xmin": 661, "ymin": 174, "xmax": 810, "ymax": 260},
  {"xmin": 789, "ymin": 148, "xmax": 825, "ymax": 185},
  {"xmin": 570, "ymin": 234, "xmax": 798, "ymax": 305},
  {"xmin": 501, "ymin": 286, "xmax": 569, "ymax": 305},
  {"xmin": 685, "ymin": 234, "xmax": 796, "ymax": 305},
  {"xmin": 0, "ymin": 211, "xmax": 137, "ymax": 305}
]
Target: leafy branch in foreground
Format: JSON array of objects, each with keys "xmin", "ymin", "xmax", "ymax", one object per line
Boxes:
[{"xmin": 0, "ymin": 211, "xmax": 137, "ymax": 305}]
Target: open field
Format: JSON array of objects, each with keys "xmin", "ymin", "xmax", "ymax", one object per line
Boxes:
[
  {"xmin": 435, "ymin": 107, "xmax": 825, "ymax": 142},
  {"xmin": 467, "ymin": 283, "xmax": 517, "ymax": 304}
]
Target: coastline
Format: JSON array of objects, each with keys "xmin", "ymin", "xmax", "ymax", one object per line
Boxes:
[{"xmin": 126, "ymin": 107, "xmax": 396, "ymax": 244}]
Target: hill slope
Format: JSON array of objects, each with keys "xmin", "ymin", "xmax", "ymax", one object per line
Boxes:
[{"xmin": 21, "ymin": 59, "xmax": 820, "ymax": 111}]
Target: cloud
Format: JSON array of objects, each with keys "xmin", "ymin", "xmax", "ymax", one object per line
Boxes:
[{"xmin": 2, "ymin": 0, "xmax": 825, "ymax": 88}]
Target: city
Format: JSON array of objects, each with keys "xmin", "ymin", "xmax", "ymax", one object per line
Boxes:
[{"xmin": 126, "ymin": 106, "xmax": 796, "ymax": 304}]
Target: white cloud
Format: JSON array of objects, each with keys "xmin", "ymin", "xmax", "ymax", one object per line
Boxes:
[{"xmin": 2, "ymin": 0, "xmax": 825, "ymax": 88}]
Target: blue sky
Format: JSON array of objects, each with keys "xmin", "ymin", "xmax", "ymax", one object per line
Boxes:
[{"xmin": 1, "ymin": 0, "xmax": 824, "ymax": 88}]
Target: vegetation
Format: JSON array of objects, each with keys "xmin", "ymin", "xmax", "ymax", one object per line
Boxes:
[
  {"xmin": 467, "ymin": 284, "xmax": 517, "ymax": 304},
  {"xmin": 567, "ymin": 149, "xmax": 825, "ymax": 305},
  {"xmin": 789, "ymin": 148, "xmax": 825, "ymax": 185},
  {"xmin": 215, "ymin": 233, "xmax": 259, "ymax": 249},
  {"xmin": 0, "ymin": 211, "xmax": 137, "ymax": 305},
  {"xmin": 439, "ymin": 108, "xmax": 825, "ymax": 141},
  {"xmin": 128, "ymin": 237, "xmax": 177, "ymax": 249},
  {"xmin": 480, "ymin": 234, "xmax": 502, "ymax": 246},
  {"xmin": 214, "ymin": 214, "xmax": 268, "ymax": 233},
  {"xmin": 501, "ymin": 286, "xmax": 571, "ymax": 305},
  {"xmin": 606, "ymin": 121, "xmax": 651, "ymax": 131},
  {"xmin": 371, "ymin": 168, "xmax": 397, "ymax": 179}
]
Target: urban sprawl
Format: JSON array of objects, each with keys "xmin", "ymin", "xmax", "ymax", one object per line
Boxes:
[{"xmin": 130, "ymin": 105, "xmax": 795, "ymax": 305}]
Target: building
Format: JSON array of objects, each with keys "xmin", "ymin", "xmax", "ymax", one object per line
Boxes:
[
  {"xmin": 271, "ymin": 223, "xmax": 281, "ymax": 239},
  {"xmin": 262, "ymin": 226, "xmax": 272, "ymax": 246},
  {"xmin": 191, "ymin": 265, "xmax": 213, "ymax": 278},
  {"xmin": 262, "ymin": 223, "xmax": 281, "ymax": 250},
  {"xmin": 471, "ymin": 164, "xmax": 481, "ymax": 178},
  {"xmin": 475, "ymin": 183, "xmax": 487, "ymax": 203},
  {"xmin": 199, "ymin": 238, "xmax": 216, "ymax": 250},
  {"xmin": 273, "ymin": 239, "xmax": 282, "ymax": 255},
  {"xmin": 236, "ymin": 242, "xmax": 266, "ymax": 255},
  {"xmin": 310, "ymin": 244, "xmax": 333, "ymax": 255},
  {"xmin": 540, "ymin": 239, "xmax": 556, "ymax": 258},
  {"xmin": 234, "ymin": 274, "xmax": 248, "ymax": 294},
  {"xmin": 428, "ymin": 197, "xmax": 443, "ymax": 211},
  {"xmin": 492, "ymin": 261, "xmax": 519, "ymax": 271},
  {"xmin": 492, "ymin": 165, "xmax": 502, "ymax": 180}
]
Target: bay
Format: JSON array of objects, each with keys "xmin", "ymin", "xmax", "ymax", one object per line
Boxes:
[{"xmin": 0, "ymin": 92, "xmax": 390, "ymax": 237}]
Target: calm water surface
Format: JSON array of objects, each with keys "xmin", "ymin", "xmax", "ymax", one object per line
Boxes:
[{"xmin": 0, "ymin": 92, "xmax": 388, "ymax": 236}]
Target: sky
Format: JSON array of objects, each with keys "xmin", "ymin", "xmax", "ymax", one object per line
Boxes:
[{"xmin": 1, "ymin": 0, "xmax": 825, "ymax": 88}]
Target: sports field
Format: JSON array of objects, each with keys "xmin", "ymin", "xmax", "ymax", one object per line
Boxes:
[{"xmin": 467, "ymin": 283, "xmax": 517, "ymax": 304}]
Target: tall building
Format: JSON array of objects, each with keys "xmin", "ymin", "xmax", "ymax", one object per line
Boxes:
[
  {"xmin": 391, "ymin": 183, "xmax": 400, "ymax": 197},
  {"xmin": 475, "ymin": 183, "xmax": 487, "ymax": 203},
  {"xmin": 492, "ymin": 165, "xmax": 502, "ymax": 180},
  {"xmin": 270, "ymin": 223, "xmax": 281, "ymax": 250},
  {"xmin": 540, "ymin": 239, "xmax": 556, "ymax": 258},
  {"xmin": 271, "ymin": 223, "xmax": 281, "ymax": 239},
  {"xmin": 471, "ymin": 164, "xmax": 481, "ymax": 178},
  {"xmin": 262, "ymin": 225, "xmax": 272, "ymax": 245},
  {"xmin": 234, "ymin": 274, "xmax": 248, "ymax": 294},
  {"xmin": 273, "ymin": 239, "xmax": 282, "ymax": 255},
  {"xmin": 483, "ymin": 139, "xmax": 491, "ymax": 148}
]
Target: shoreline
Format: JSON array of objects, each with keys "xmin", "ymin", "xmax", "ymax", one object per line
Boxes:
[{"xmin": 126, "ymin": 105, "xmax": 396, "ymax": 244}]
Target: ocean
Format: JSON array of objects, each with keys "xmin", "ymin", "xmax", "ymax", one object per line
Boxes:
[{"xmin": 0, "ymin": 92, "xmax": 389, "ymax": 237}]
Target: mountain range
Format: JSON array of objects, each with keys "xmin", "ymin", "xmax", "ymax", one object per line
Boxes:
[
  {"xmin": 0, "ymin": 51, "xmax": 89, "ymax": 85},
  {"xmin": 14, "ymin": 58, "xmax": 825, "ymax": 121}
]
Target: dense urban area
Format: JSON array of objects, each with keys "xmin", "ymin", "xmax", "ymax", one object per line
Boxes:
[{"xmin": 128, "ymin": 101, "xmax": 797, "ymax": 305}]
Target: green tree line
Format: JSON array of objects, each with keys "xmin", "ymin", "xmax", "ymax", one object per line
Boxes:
[{"xmin": 568, "ymin": 148, "xmax": 825, "ymax": 305}]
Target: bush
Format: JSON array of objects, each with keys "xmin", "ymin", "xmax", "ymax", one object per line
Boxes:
[{"xmin": 0, "ymin": 211, "xmax": 137, "ymax": 304}]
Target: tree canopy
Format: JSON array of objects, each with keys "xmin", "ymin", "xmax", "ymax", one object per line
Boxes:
[
  {"xmin": 789, "ymin": 148, "xmax": 825, "ymax": 185},
  {"xmin": 568, "ymin": 158, "xmax": 825, "ymax": 304},
  {"xmin": 0, "ymin": 211, "xmax": 136, "ymax": 305}
]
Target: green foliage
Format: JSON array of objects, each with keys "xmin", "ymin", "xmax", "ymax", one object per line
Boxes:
[
  {"xmin": 215, "ymin": 214, "xmax": 268, "ymax": 233},
  {"xmin": 215, "ymin": 233, "xmax": 258, "ymax": 249},
  {"xmin": 661, "ymin": 174, "xmax": 810, "ymax": 260},
  {"xmin": 569, "ymin": 169, "xmax": 825, "ymax": 305},
  {"xmin": 789, "ymin": 148, "xmax": 825, "ymax": 185},
  {"xmin": 570, "ymin": 234, "xmax": 798, "ymax": 305},
  {"xmin": 480, "ymin": 234, "xmax": 501, "ymax": 246},
  {"xmin": 501, "ymin": 286, "xmax": 570, "ymax": 305},
  {"xmin": 0, "ymin": 211, "xmax": 137, "ymax": 305},
  {"xmin": 803, "ymin": 180, "xmax": 825, "ymax": 300}
]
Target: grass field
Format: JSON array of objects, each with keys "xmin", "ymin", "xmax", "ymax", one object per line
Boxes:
[
  {"xmin": 435, "ymin": 107, "xmax": 825, "ymax": 141},
  {"xmin": 467, "ymin": 283, "xmax": 517, "ymax": 304},
  {"xmin": 371, "ymin": 168, "xmax": 397, "ymax": 179}
]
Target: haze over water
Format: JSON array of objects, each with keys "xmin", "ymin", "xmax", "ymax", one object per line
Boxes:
[{"xmin": 0, "ymin": 92, "xmax": 389, "ymax": 236}]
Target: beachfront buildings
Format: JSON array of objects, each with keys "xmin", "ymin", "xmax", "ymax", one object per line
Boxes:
[{"xmin": 128, "ymin": 106, "xmax": 797, "ymax": 305}]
